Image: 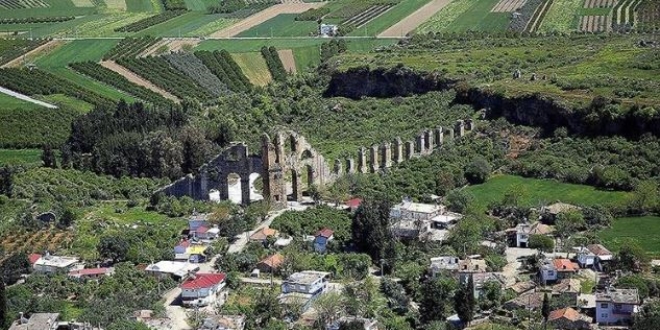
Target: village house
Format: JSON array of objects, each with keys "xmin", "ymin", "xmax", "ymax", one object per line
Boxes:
[
  {"xmin": 503, "ymin": 291, "xmax": 546, "ymax": 310},
  {"xmin": 389, "ymin": 199, "xmax": 461, "ymax": 240},
  {"xmin": 174, "ymin": 240, "xmax": 210, "ymax": 263},
  {"xmin": 547, "ymin": 307, "xmax": 593, "ymax": 329},
  {"xmin": 282, "ymin": 271, "xmax": 330, "ymax": 295},
  {"xmin": 193, "ymin": 224, "xmax": 220, "ymax": 240},
  {"xmin": 9, "ymin": 312, "xmax": 59, "ymax": 330},
  {"xmin": 471, "ymin": 272, "xmax": 507, "ymax": 298},
  {"xmin": 429, "ymin": 256, "xmax": 460, "ymax": 278},
  {"xmin": 181, "ymin": 273, "xmax": 227, "ymax": 307},
  {"xmin": 249, "ymin": 227, "xmax": 279, "ymax": 242},
  {"xmin": 189, "ymin": 213, "xmax": 210, "ymax": 230},
  {"xmin": 200, "ymin": 314, "xmax": 246, "ymax": 330},
  {"xmin": 256, "ymin": 253, "xmax": 284, "ymax": 274},
  {"xmin": 430, "ymin": 212, "xmax": 462, "ymax": 230},
  {"xmin": 145, "ymin": 260, "xmax": 199, "ymax": 281},
  {"xmin": 508, "ymin": 281, "xmax": 537, "ymax": 295},
  {"xmin": 575, "ymin": 244, "xmax": 613, "ymax": 271},
  {"xmin": 596, "ymin": 288, "xmax": 640, "ymax": 325},
  {"xmin": 32, "ymin": 253, "xmax": 82, "ymax": 274},
  {"xmin": 457, "ymin": 257, "xmax": 487, "ymax": 283},
  {"xmin": 313, "ymin": 228, "xmax": 334, "ymax": 253},
  {"xmin": 540, "ymin": 259, "xmax": 579, "ymax": 284},
  {"xmin": 68, "ymin": 267, "xmax": 115, "ymax": 280},
  {"xmin": 550, "ymin": 278, "xmax": 581, "ymax": 305},
  {"xmin": 511, "ymin": 222, "xmax": 554, "ymax": 248}
]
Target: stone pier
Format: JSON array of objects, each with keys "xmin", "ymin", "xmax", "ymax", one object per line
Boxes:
[
  {"xmin": 369, "ymin": 145, "xmax": 379, "ymax": 173},
  {"xmin": 455, "ymin": 120, "xmax": 465, "ymax": 138},
  {"xmin": 382, "ymin": 142, "xmax": 392, "ymax": 168},
  {"xmin": 434, "ymin": 126, "xmax": 443, "ymax": 146},
  {"xmin": 393, "ymin": 137, "xmax": 403, "ymax": 164},
  {"xmin": 446, "ymin": 127, "xmax": 454, "ymax": 140},
  {"xmin": 358, "ymin": 147, "xmax": 367, "ymax": 173},
  {"xmin": 346, "ymin": 158, "xmax": 355, "ymax": 174},
  {"xmin": 465, "ymin": 118, "xmax": 473, "ymax": 131},
  {"xmin": 405, "ymin": 141, "xmax": 414, "ymax": 160},
  {"xmin": 416, "ymin": 134, "xmax": 425, "ymax": 154},
  {"xmin": 425, "ymin": 129, "xmax": 434, "ymax": 153}
]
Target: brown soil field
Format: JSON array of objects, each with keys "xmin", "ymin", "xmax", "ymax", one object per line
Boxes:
[
  {"xmin": 100, "ymin": 60, "xmax": 180, "ymax": 103},
  {"xmin": 277, "ymin": 49, "xmax": 296, "ymax": 74},
  {"xmin": 377, "ymin": 0, "xmax": 452, "ymax": 38}
]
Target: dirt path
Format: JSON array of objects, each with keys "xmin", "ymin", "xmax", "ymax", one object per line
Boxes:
[
  {"xmin": 100, "ymin": 60, "xmax": 180, "ymax": 103},
  {"xmin": 277, "ymin": 49, "xmax": 296, "ymax": 74},
  {"xmin": 1, "ymin": 40, "xmax": 64, "ymax": 68},
  {"xmin": 377, "ymin": 0, "xmax": 452, "ymax": 38},
  {"xmin": 210, "ymin": 3, "xmax": 325, "ymax": 38}
]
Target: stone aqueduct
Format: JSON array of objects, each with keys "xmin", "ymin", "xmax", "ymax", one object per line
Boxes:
[{"xmin": 157, "ymin": 119, "xmax": 472, "ymax": 210}]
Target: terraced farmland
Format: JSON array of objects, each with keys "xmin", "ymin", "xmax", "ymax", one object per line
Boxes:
[{"xmin": 579, "ymin": 14, "xmax": 610, "ymax": 31}]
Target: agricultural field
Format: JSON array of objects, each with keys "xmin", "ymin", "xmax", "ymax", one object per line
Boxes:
[
  {"xmin": 466, "ymin": 174, "xmax": 631, "ymax": 212},
  {"xmin": 598, "ymin": 216, "xmax": 660, "ymax": 257},
  {"xmin": 231, "ymin": 52, "xmax": 273, "ymax": 86},
  {"xmin": 0, "ymin": 0, "xmax": 98, "ymax": 19},
  {"xmin": 0, "ymin": 39, "xmax": 47, "ymax": 66},
  {"xmin": 237, "ymin": 13, "xmax": 320, "ymax": 37},
  {"xmin": 537, "ymin": 0, "xmax": 583, "ymax": 32},
  {"xmin": 416, "ymin": 0, "xmax": 511, "ymax": 33},
  {"xmin": 0, "ymin": 229, "xmax": 74, "ymax": 258},
  {"xmin": 0, "ymin": 148, "xmax": 42, "ymax": 166},
  {"xmin": 351, "ymin": 0, "xmax": 434, "ymax": 36}
]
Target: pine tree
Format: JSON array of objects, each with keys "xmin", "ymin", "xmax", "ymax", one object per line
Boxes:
[{"xmin": 454, "ymin": 276, "xmax": 475, "ymax": 326}]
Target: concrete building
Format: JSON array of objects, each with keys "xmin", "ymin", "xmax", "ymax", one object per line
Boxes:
[
  {"xmin": 9, "ymin": 312, "xmax": 59, "ymax": 330},
  {"xmin": 181, "ymin": 273, "xmax": 227, "ymax": 307},
  {"xmin": 282, "ymin": 271, "xmax": 330, "ymax": 295},
  {"xmin": 457, "ymin": 258, "xmax": 487, "ymax": 283},
  {"xmin": 429, "ymin": 256, "xmax": 460, "ymax": 278},
  {"xmin": 32, "ymin": 254, "xmax": 81, "ymax": 274},
  {"xmin": 68, "ymin": 267, "xmax": 114, "ymax": 280},
  {"xmin": 430, "ymin": 212, "xmax": 462, "ymax": 230},
  {"xmin": 145, "ymin": 261, "xmax": 199, "ymax": 281},
  {"xmin": 390, "ymin": 200, "xmax": 443, "ymax": 221},
  {"xmin": 513, "ymin": 222, "xmax": 554, "ymax": 248},
  {"xmin": 200, "ymin": 315, "xmax": 246, "ymax": 330},
  {"xmin": 540, "ymin": 259, "xmax": 579, "ymax": 284},
  {"xmin": 596, "ymin": 288, "xmax": 640, "ymax": 325}
]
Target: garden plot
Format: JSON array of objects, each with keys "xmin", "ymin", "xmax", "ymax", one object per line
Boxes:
[
  {"xmin": 0, "ymin": 0, "xmax": 48, "ymax": 9},
  {"xmin": 584, "ymin": 0, "xmax": 616, "ymax": 8},
  {"xmin": 579, "ymin": 14, "xmax": 610, "ymax": 31},
  {"xmin": 378, "ymin": 0, "xmax": 451, "ymax": 37},
  {"xmin": 538, "ymin": 0, "xmax": 582, "ymax": 32},
  {"xmin": 492, "ymin": 0, "xmax": 528, "ymax": 12},
  {"xmin": 211, "ymin": 2, "xmax": 325, "ymax": 37}
]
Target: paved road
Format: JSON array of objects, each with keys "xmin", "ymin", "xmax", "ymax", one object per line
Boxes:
[{"xmin": 0, "ymin": 86, "xmax": 57, "ymax": 108}]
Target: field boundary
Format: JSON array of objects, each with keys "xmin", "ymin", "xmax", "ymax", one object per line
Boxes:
[
  {"xmin": 377, "ymin": 0, "xmax": 453, "ymax": 38},
  {"xmin": 100, "ymin": 60, "xmax": 180, "ymax": 102},
  {"xmin": 1, "ymin": 40, "xmax": 64, "ymax": 68},
  {"xmin": 277, "ymin": 49, "xmax": 296, "ymax": 73}
]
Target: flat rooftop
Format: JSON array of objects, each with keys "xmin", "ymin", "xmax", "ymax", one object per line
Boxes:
[
  {"xmin": 596, "ymin": 288, "xmax": 640, "ymax": 305},
  {"xmin": 431, "ymin": 213, "xmax": 462, "ymax": 223},
  {"xmin": 146, "ymin": 261, "xmax": 199, "ymax": 277},
  {"xmin": 34, "ymin": 255, "xmax": 78, "ymax": 268},
  {"xmin": 286, "ymin": 271, "xmax": 330, "ymax": 285},
  {"xmin": 394, "ymin": 202, "xmax": 442, "ymax": 214}
]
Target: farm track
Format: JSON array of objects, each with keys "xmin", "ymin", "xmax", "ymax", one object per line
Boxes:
[
  {"xmin": 492, "ymin": 0, "xmax": 528, "ymax": 12},
  {"xmin": 277, "ymin": 49, "xmax": 296, "ymax": 74},
  {"xmin": 377, "ymin": 0, "xmax": 452, "ymax": 38},
  {"xmin": 140, "ymin": 39, "xmax": 171, "ymax": 57},
  {"xmin": 100, "ymin": 60, "xmax": 180, "ymax": 103},
  {"xmin": 1, "ymin": 40, "xmax": 64, "ymax": 68},
  {"xmin": 210, "ymin": 3, "xmax": 326, "ymax": 38}
]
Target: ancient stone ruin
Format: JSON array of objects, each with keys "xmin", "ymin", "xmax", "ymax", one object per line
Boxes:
[{"xmin": 156, "ymin": 120, "xmax": 473, "ymax": 209}]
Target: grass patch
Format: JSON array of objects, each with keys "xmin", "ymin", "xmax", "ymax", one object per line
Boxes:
[
  {"xmin": 185, "ymin": 16, "xmax": 239, "ymax": 36},
  {"xmin": 231, "ymin": 52, "xmax": 272, "ymax": 86},
  {"xmin": 0, "ymin": 0, "xmax": 98, "ymax": 19},
  {"xmin": 538, "ymin": 0, "xmax": 583, "ymax": 32},
  {"xmin": 135, "ymin": 10, "xmax": 213, "ymax": 37},
  {"xmin": 293, "ymin": 45, "xmax": 321, "ymax": 72},
  {"xmin": 237, "ymin": 14, "xmax": 320, "ymax": 37},
  {"xmin": 0, "ymin": 149, "xmax": 42, "ymax": 166},
  {"xmin": 35, "ymin": 39, "xmax": 119, "ymax": 68},
  {"xmin": 184, "ymin": 0, "xmax": 218, "ymax": 11},
  {"xmin": 37, "ymin": 94, "xmax": 94, "ymax": 113},
  {"xmin": 126, "ymin": 0, "xmax": 155, "ymax": 12},
  {"xmin": 0, "ymin": 93, "xmax": 41, "ymax": 110},
  {"xmin": 349, "ymin": 0, "xmax": 433, "ymax": 36},
  {"xmin": 465, "ymin": 174, "xmax": 631, "ymax": 212},
  {"xmin": 598, "ymin": 216, "xmax": 660, "ymax": 257}
]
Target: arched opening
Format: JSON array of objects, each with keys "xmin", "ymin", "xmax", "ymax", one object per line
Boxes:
[
  {"xmin": 301, "ymin": 149, "xmax": 313, "ymax": 160},
  {"xmin": 249, "ymin": 172, "xmax": 264, "ymax": 202},
  {"xmin": 226, "ymin": 173, "xmax": 242, "ymax": 204},
  {"xmin": 287, "ymin": 169, "xmax": 299, "ymax": 201},
  {"xmin": 289, "ymin": 135, "xmax": 296, "ymax": 153},
  {"xmin": 305, "ymin": 164, "xmax": 314, "ymax": 188}
]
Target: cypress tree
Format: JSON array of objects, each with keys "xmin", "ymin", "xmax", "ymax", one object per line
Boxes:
[
  {"xmin": 454, "ymin": 276, "xmax": 475, "ymax": 326},
  {"xmin": 542, "ymin": 293, "xmax": 551, "ymax": 321}
]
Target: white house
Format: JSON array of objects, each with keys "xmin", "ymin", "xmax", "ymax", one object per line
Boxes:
[
  {"xmin": 390, "ymin": 200, "xmax": 443, "ymax": 221},
  {"xmin": 540, "ymin": 259, "xmax": 579, "ymax": 284},
  {"xmin": 430, "ymin": 212, "xmax": 462, "ymax": 230},
  {"xmin": 32, "ymin": 254, "xmax": 82, "ymax": 274},
  {"xmin": 513, "ymin": 222, "xmax": 553, "ymax": 248},
  {"xmin": 596, "ymin": 288, "xmax": 640, "ymax": 325},
  {"xmin": 574, "ymin": 246, "xmax": 596, "ymax": 268},
  {"xmin": 429, "ymin": 256, "xmax": 460, "ymax": 278},
  {"xmin": 181, "ymin": 273, "xmax": 227, "ymax": 307},
  {"xmin": 145, "ymin": 261, "xmax": 199, "ymax": 281},
  {"xmin": 281, "ymin": 271, "xmax": 330, "ymax": 295}
]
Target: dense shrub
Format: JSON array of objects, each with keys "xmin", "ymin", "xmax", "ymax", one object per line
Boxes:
[
  {"xmin": 161, "ymin": 0, "xmax": 186, "ymax": 10},
  {"xmin": 0, "ymin": 105, "xmax": 83, "ymax": 148}
]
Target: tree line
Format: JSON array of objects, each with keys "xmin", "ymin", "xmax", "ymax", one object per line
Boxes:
[{"xmin": 260, "ymin": 46, "xmax": 287, "ymax": 82}]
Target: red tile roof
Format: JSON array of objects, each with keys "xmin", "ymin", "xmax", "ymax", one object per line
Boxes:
[
  {"xmin": 181, "ymin": 273, "xmax": 226, "ymax": 289},
  {"xmin": 196, "ymin": 226, "xmax": 208, "ymax": 234},
  {"xmin": 548, "ymin": 307, "xmax": 581, "ymax": 322},
  {"xmin": 28, "ymin": 253, "xmax": 42, "ymax": 265},
  {"xmin": 553, "ymin": 259, "xmax": 579, "ymax": 272},
  {"xmin": 69, "ymin": 268, "xmax": 111, "ymax": 276},
  {"xmin": 176, "ymin": 240, "xmax": 191, "ymax": 248},
  {"xmin": 316, "ymin": 228, "xmax": 334, "ymax": 238},
  {"xmin": 346, "ymin": 198, "xmax": 362, "ymax": 209},
  {"xmin": 258, "ymin": 253, "xmax": 284, "ymax": 269}
]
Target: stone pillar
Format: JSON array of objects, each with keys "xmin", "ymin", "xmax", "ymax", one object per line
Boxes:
[
  {"xmin": 346, "ymin": 158, "xmax": 355, "ymax": 174},
  {"xmin": 240, "ymin": 177, "xmax": 250, "ymax": 205},
  {"xmin": 425, "ymin": 129, "xmax": 434, "ymax": 152},
  {"xmin": 358, "ymin": 147, "xmax": 367, "ymax": 173},
  {"xmin": 393, "ymin": 137, "xmax": 403, "ymax": 164},
  {"xmin": 455, "ymin": 120, "xmax": 465, "ymax": 138},
  {"xmin": 405, "ymin": 141, "xmax": 414, "ymax": 160},
  {"xmin": 416, "ymin": 133, "xmax": 425, "ymax": 154},
  {"xmin": 465, "ymin": 118, "xmax": 473, "ymax": 131},
  {"xmin": 369, "ymin": 144, "xmax": 379, "ymax": 173},
  {"xmin": 382, "ymin": 142, "xmax": 392, "ymax": 168},
  {"xmin": 291, "ymin": 170, "xmax": 301, "ymax": 202},
  {"xmin": 434, "ymin": 127, "xmax": 443, "ymax": 146},
  {"xmin": 334, "ymin": 159, "xmax": 343, "ymax": 175}
]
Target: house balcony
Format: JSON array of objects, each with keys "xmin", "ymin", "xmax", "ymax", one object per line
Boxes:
[{"xmin": 612, "ymin": 309, "xmax": 634, "ymax": 316}]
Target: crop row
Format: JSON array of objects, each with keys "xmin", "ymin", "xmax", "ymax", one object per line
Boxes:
[
  {"xmin": 163, "ymin": 53, "xmax": 227, "ymax": 97},
  {"xmin": 526, "ymin": 0, "xmax": 553, "ymax": 32},
  {"xmin": 0, "ymin": 39, "xmax": 47, "ymax": 66},
  {"xmin": 115, "ymin": 10, "xmax": 187, "ymax": 32},
  {"xmin": 636, "ymin": 0, "xmax": 660, "ymax": 31},
  {"xmin": 117, "ymin": 56, "xmax": 213, "ymax": 100},
  {"xmin": 194, "ymin": 50, "xmax": 251, "ymax": 93},
  {"xmin": 0, "ymin": 68, "xmax": 115, "ymax": 108},
  {"xmin": 161, "ymin": 0, "xmax": 186, "ymax": 10},
  {"xmin": 508, "ymin": 0, "xmax": 544, "ymax": 31},
  {"xmin": 0, "ymin": 16, "xmax": 75, "ymax": 25},
  {"xmin": 0, "ymin": 0, "xmax": 47, "ymax": 9},
  {"xmin": 69, "ymin": 61, "xmax": 173, "ymax": 106},
  {"xmin": 261, "ymin": 46, "xmax": 286, "ymax": 82},
  {"xmin": 343, "ymin": 4, "xmax": 393, "ymax": 27},
  {"xmin": 326, "ymin": 0, "xmax": 397, "ymax": 20},
  {"xmin": 295, "ymin": 7, "xmax": 331, "ymax": 21},
  {"xmin": 103, "ymin": 36, "xmax": 162, "ymax": 61}
]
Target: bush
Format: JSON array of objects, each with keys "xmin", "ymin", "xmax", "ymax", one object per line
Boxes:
[
  {"xmin": 464, "ymin": 157, "xmax": 491, "ymax": 184},
  {"xmin": 528, "ymin": 234, "xmax": 555, "ymax": 252}
]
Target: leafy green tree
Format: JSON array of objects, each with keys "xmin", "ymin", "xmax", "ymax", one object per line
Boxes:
[
  {"xmin": 615, "ymin": 239, "xmax": 650, "ymax": 273},
  {"xmin": 528, "ymin": 235, "xmax": 555, "ymax": 252},
  {"xmin": 351, "ymin": 199, "xmax": 397, "ymax": 272},
  {"xmin": 107, "ymin": 320, "xmax": 150, "ymax": 330},
  {"xmin": 381, "ymin": 277, "xmax": 409, "ymax": 315},
  {"xmin": 454, "ymin": 276, "xmax": 475, "ymax": 326},
  {"xmin": 58, "ymin": 209, "xmax": 77, "ymax": 228},
  {"xmin": 314, "ymin": 292, "xmax": 344, "ymax": 329},
  {"xmin": 630, "ymin": 180, "xmax": 659, "ymax": 214},
  {"xmin": 419, "ymin": 276, "xmax": 456, "ymax": 324},
  {"xmin": 0, "ymin": 252, "xmax": 30, "ymax": 284},
  {"xmin": 633, "ymin": 299, "xmax": 660, "ymax": 330},
  {"xmin": 97, "ymin": 235, "xmax": 130, "ymax": 263},
  {"xmin": 555, "ymin": 210, "xmax": 585, "ymax": 250},
  {"xmin": 446, "ymin": 189, "xmax": 473, "ymax": 214},
  {"xmin": 464, "ymin": 157, "xmax": 491, "ymax": 184},
  {"xmin": 479, "ymin": 280, "xmax": 503, "ymax": 310},
  {"xmin": 41, "ymin": 144, "xmax": 57, "ymax": 168},
  {"xmin": 253, "ymin": 290, "xmax": 282, "ymax": 327}
]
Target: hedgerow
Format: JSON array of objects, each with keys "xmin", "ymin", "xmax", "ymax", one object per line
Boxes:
[
  {"xmin": 114, "ymin": 10, "xmax": 187, "ymax": 32},
  {"xmin": 260, "ymin": 46, "xmax": 286, "ymax": 82},
  {"xmin": 161, "ymin": 0, "xmax": 186, "ymax": 10},
  {"xmin": 194, "ymin": 50, "xmax": 251, "ymax": 92},
  {"xmin": 103, "ymin": 36, "xmax": 162, "ymax": 61}
]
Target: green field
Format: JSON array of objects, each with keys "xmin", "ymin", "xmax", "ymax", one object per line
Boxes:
[
  {"xmin": 237, "ymin": 14, "xmax": 320, "ymax": 37},
  {"xmin": 348, "ymin": 0, "xmax": 433, "ymax": 36},
  {"xmin": 416, "ymin": 0, "xmax": 509, "ymax": 33},
  {"xmin": 598, "ymin": 216, "xmax": 660, "ymax": 257},
  {"xmin": 184, "ymin": 0, "xmax": 218, "ymax": 11},
  {"xmin": 231, "ymin": 52, "xmax": 273, "ymax": 86},
  {"xmin": 466, "ymin": 174, "xmax": 631, "ymax": 211},
  {"xmin": 127, "ymin": 0, "xmax": 159, "ymax": 12},
  {"xmin": 292, "ymin": 45, "xmax": 322, "ymax": 72},
  {"xmin": 135, "ymin": 11, "xmax": 225, "ymax": 37},
  {"xmin": 0, "ymin": 93, "xmax": 42, "ymax": 110},
  {"xmin": 196, "ymin": 38, "xmax": 397, "ymax": 52},
  {"xmin": 538, "ymin": 0, "xmax": 584, "ymax": 32},
  {"xmin": 0, "ymin": 149, "xmax": 42, "ymax": 166},
  {"xmin": 0, "ymin": 0, "xmax": 99, "ymax": 19},
  {"xmin": 38, "ymin": 94, "xmax": 94, "ymax": 113}
]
